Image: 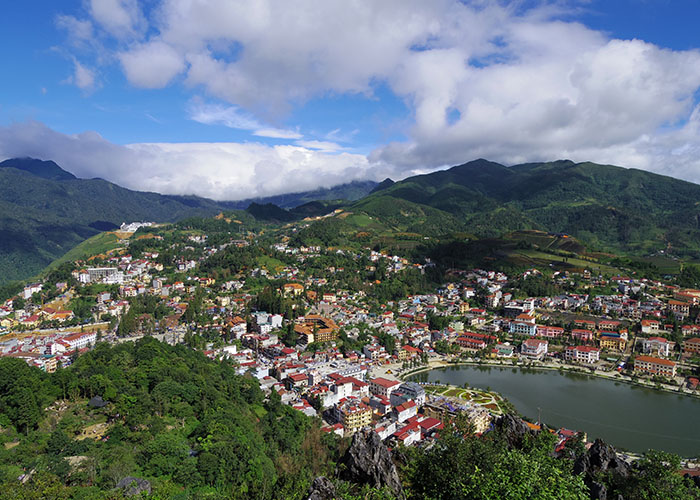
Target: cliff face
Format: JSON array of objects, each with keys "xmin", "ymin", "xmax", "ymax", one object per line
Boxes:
[{"xmin": 341, "ymin": 428, "xmax": 404, "ymax": 497}]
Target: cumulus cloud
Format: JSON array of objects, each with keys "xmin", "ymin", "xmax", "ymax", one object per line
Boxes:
[
  {"xmin": 0, "ymin": 121, "xmax": 382, "ymax": 200},
  {"xmin": 118, "ymin": 40, "xmax": 185, "ymax": 88},
  {"xmin": 53, "ymin": 0, "xmax": 700, "ymax": 185}
]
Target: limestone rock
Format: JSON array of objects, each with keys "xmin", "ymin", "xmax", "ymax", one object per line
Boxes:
[
  {"xmin": 341, "ymin": 429, "xmax": 403, "ymax": 497},
  {"xmin": 307, "ymin": 476, "xmax": 338, "ymax": 500}
]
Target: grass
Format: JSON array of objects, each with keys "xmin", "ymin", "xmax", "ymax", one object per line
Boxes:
[
  {"xmin": 41, "ymin": 232, "xmax": 123, "ymax": 275},
  {"xmin": 513, "ymin": 249, "xmax": 621, "ymax": 274}
]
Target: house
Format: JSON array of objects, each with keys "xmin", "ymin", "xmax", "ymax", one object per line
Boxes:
[
  {"xmin": 599, "ymin": 333, "xmax": 626, "ymax": 352},
  {"xmin": 668, "ymin": 300, "xmax": 690, "ymax": 320},
  {"xmin": 565, "ymin": 345, "xmax": 600, "ymax": 364},
  {"xmin": 456, "ymin": 336, "xmax": 487, "ymax": 351},
  {"xmin": 369, "ymin": 377, "xmax": 401, "ymax": 398},
  {"xmin": 634, "ymin": 355, "xmax": 677, "ymax": 378},
  {"xmin": 641, "ymin": 337, "xmax": 672, "ymax": 357},
  {"xmin": 397, "ymin": 382, "xmax": 426, "ymax": 407},
  {"xmin": 510, "ymin": 321, "xmax": 537, "ymax": 336},
  {"xmin": 282, "ymin": 283, "xmax": 304, "ymax": 297},
  {"xmin": 682, "ymin": 337, "xmax": 700, "ymax": 356},
  {"xmin": 598, "ymin": 319, "xmax": 621, "ymax": 332},
  {"xmin": 492, "ymin": 343, "xmax": 515, "ymax": 358},
  {"xmin": 520, "ymin": 339, "xmax": 548, "ymax": 359},
  {"xmin": 334, "ymin": 398, "xmax": 372, "ymax": 434},
  {"xmin": 571, "ymin": 329, "xmax": 594, "ymax": 342},
  {"xmin": 536, "ymin": 325, "xmax": 564, "ymax": 338},
  {"xmin": 394, "ymin": 400, "xmax": 418, "ymax": 423},
  {"xmin": 641, "ymin": 319, "xmax": 661, "ymax": 335}
]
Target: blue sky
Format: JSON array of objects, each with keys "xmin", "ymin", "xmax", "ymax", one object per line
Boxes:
[{"xmin": 1, "ymin": 1, "xmax": 700, "ymax": 200}]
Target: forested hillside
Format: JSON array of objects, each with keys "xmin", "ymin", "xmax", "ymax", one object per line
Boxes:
[
  {"xmin": 0, "ymin": 339, "xmax": 697, "ymax": 499},
  {"xmin": 358, "ymin": 159, "xmax": 700, "ymax": 256}
]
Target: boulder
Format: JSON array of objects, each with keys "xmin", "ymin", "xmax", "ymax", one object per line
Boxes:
[
  {"xmin": 307, "ymin": 476, "xmax": 338, "ymax": 500},
  {"xmin": 574, "ymin": 439, "xmax": 630, "ymax": 500},
  {"xmin": 341, "ymin": 429, "xmax": 403, "ymax": 497},
  {"xmin": 495, "ymin": 413, "xmax": 535, "ymax": 449},
  {"xmin": 116, "ymin": 476, "xmax": 151, "ymax": 497}
]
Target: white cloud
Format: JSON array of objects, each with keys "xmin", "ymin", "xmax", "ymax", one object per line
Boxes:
[
  {"xmin": 54, "ymin": 0, "xmax": 700, "ymax": 185},
  {"xmin": 188, "ymin": 100, "xmax": 302, "ymax": 139},
  {"xmin": 0, "ymin": 121, "xmax": 381, "ymax": 200},
  {"xmin": 118, "ymin": 40, "xmax": 185, "ymax": 88},
  {"xmin": 295, "ymin": 140, "xmax": 344, "ymax": 153},
  {"xmin": 67, "ymin": 58, "xmax": 97, "ymax": 91},
  {"xmin": 55, "ymin": 15, "xmax": 94, "ymax": 46},
  {"xmin": 88, "ymin": 0, "xmax": 145, "ymax": 39},
  {"xmin": 253, "ymin": 129, "xmax": 302, "ymax": 140}
]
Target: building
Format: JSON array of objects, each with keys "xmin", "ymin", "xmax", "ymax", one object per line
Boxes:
[
  {"xmin": 571, "ymin": 329, "xmax": 594, "ymax": 342},
  {"xmin": 564, "ymin": 345, "xmax": 600, "ymax": 364},
  {"xmin": 394, "ymin": 400, "xmax": 418, "ymax": 423},
  {"xmin": 668, "ymin": 300, "xmax": 690, "ymax": 320},
  {"xmin": 641, "ymin": 337, "xmax": 672, "ymax": 357},
  {"xmin": 640, "ymin": 319, "xmax": 662, "ymax": 335},
  {"xmin": 598, "ymin": 319, "xmax": 621, "ymax": 332},
  {"xmin": 369, "ymin": 377, "xmax": 401, "ymax": 398},
  {"xmin": 599, "ymin": 333, "xmax": 626, "ymax": 352},
  {"xmin": 397, "ymin": 382, "xmax": 426, "ymax": 407},
  {"xmin": 456, "ymin": 336, "xmax": 487, "ymax": 351},
  {"xmin": 334, "ymin": 398, "xmax": 372, "ymax": 434},
  {"xmin": 536, "ymin": 325, "xmax": 564, "ymax": 338},
  {"xmin": 510, "ymin": 321, "xmax": 537, "ymax": 336},
  {"xmin": 282, "ymin": 283, "xmax": 304, "ymax": 297},
  {"xmin": 61, "ymin": 331, "xmax": 97, "ymax": 351},
  {"xmin": 634, "ymin": 355, "xmax": 677, "ymax": 378},
  {"xmin": 521, "ymin": 339, "xmax": 548, "ymax": 359},
  {"xmin": 682, "ymin": 337, "xmax": 700, "ymax": 356}
]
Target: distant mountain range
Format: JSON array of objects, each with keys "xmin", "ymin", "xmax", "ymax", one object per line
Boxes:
[
  {"xmin": 4, "ymin": 155, "xmax": 700, "ymax": 285},
  {"xmin": 0, "ymin": 158, "xmax": 378, "ymax": 284},
  {"xmin": 351, "ymin": 159, "xmax": 700, "ymax": 256}
]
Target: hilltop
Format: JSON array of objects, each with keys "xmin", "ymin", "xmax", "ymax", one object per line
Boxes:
[{"xmin": 349, "ymin": 159, "xmax": 700, "ymax": 257}]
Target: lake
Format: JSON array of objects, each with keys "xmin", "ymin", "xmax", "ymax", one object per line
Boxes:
[{"xmin": 408, "ymin": 365, "xmax": 700, "ymax": 457}]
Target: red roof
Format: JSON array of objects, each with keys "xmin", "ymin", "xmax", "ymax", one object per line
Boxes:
[
  {"xmin": 635, "ymin": 355, "xmax": 675, "ymax": 367},
  {"xmin": 371, "ymin": 377, "xmax": 400, "ymax": 388}
]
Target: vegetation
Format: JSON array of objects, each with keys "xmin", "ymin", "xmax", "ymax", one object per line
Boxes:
[{"xmin": 0, "ymin": 338, "xmax": 334, "ymax": 499}]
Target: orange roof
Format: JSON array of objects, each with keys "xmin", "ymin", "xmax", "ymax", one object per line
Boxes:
[{"xmin": 635, "ymin": 355, "xmax": 675, "ymax": 367}]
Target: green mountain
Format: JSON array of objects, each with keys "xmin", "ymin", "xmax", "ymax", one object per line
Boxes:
[
  {"xmin": 355, "ymin": 159, "xmax": 700, "ymax": 256},
  {"xmin": 0, "ymin": 161, "xmax": 233, "ymax": 284},
  {"xmin": 0, "ymin": 157, "xmax": 77, "ymax": 181},
  {"xmin": 230, "ymin": 180, "xmax": 378, "ymax": 209}
]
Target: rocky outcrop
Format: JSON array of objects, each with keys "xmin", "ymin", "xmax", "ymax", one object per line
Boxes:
[
  {"xmin": 494, "ymin": 413, "xmax": 536, "ymax": 449},
  {"xmin": 307, "ymin": 476, "xmax": 338, "ymax": 500},
  {"xmin": 341, "ymin": 429, "xmax": 403, "ymax": 498},
  {"xmin": 116, "ymin": 476, "xmax": 152, "ymax": 497},
  {"xmin": 574, "ymin": 439, "xmax": 630, "ymax": 500}
]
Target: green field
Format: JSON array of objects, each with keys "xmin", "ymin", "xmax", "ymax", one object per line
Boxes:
[{"xmin": 40, "ymin": 232, "xmax": 123, "ymax": 275}]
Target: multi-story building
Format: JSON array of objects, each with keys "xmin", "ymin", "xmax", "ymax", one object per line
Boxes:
[
  {"xmin": 510, "ymin": 321, "xmax": 536, "ymax": 336},
  {"xmin": 599, "ymin": 333, "xmax": 626, "ymax": 352},
  {"xmin": 571, "ymin": 329, "xmax": 594, "ymax": 342},
  {"xmin": 536, "ymin": 325, "xmax": 564, "ymax": 338},
  {"xmin": 521, "ymin": 339, "xmax": 548, "ymax": 359},
  {"xmin": 634, "ymin": 355, "xmax": 677, "ymax": 378},
  {"xmin": 641, "ymin": 337, "xmax": 672, "ymax": 357},
  {"xmin": 369, "ymin": 377, "xmax": 401, "ymax": 398},
  {"xmin": 564, "ymin": 345, "xmax": 600, "ymax": 364},
  {"xmin": 682, "ymin": 337, "xmax": 700, "ymax": 356},
  {"xmin": 334, "ymin": 398, "xmax": 372, "ymax": 434}
]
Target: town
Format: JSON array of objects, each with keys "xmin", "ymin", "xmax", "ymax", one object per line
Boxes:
[{"xmin": 2, "ymin": 217, "xmax": 700, "ymax": 453}]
